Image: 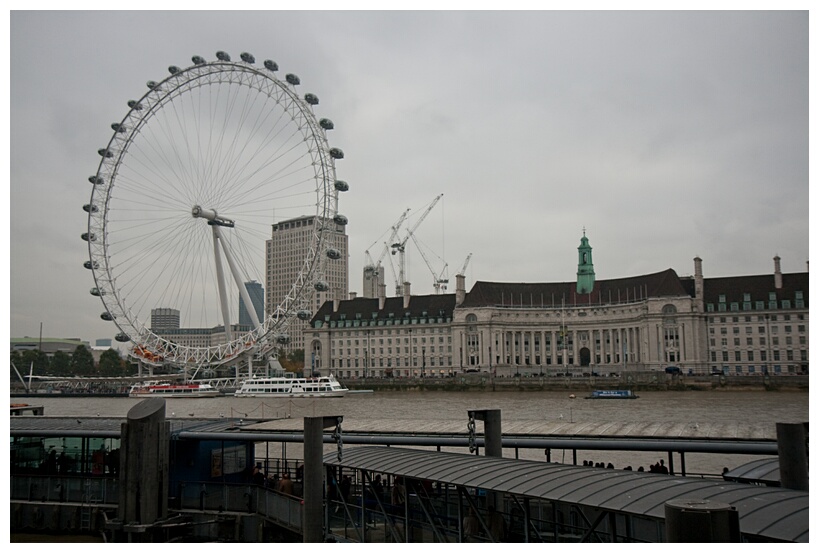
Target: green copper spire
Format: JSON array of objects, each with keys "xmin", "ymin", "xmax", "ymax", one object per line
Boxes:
[{"xmin": 576, "ymin": 228, "xmax": 595, "ymax": 294}]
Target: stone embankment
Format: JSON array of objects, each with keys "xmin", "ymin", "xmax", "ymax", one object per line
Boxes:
[{"xmin": 346, "ymin": 373, "xmax": 809, "ymax": 393}]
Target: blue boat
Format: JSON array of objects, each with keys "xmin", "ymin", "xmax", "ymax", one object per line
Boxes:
[{"xmin": 585, "ymin": 390, "xmax": 639, "ymax": 399}]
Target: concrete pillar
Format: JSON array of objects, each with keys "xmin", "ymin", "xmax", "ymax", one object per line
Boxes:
[
  {"xmin": 303, "ymin": 416, "xmax": 343, "ymax": 543},
  {"xmin": 119, "ymin": 398, "xmax": 169, "ymax": 527},
  {"xmin": 665, "ymin": 499, "xmax": 740, "ymax": 542},
  {"xmin": 776, "ymin": 422, "xmax": 809, "ymax": 491},
  {"xmin": 469, "ymin": 409, "xmax": 502, "ymax": 508}
]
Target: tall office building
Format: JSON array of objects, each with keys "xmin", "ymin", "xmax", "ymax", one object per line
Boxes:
[
  {"xmin": 266, "ymin": 215, "xmax": 348, "ymax": 351},
  {"xmin": 239, "ymin": 280, "xmax": 265, "ymax": 327},
  {"xmin": 151, "ymin": 308, "xmax": 180, "ymax": 330}
]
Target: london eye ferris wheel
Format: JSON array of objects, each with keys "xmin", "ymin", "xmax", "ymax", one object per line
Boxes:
[{"xmin": 83, "ymin": 51, "xmax": 348, "ymax": 369}]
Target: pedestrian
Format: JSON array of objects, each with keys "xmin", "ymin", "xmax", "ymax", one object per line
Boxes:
[
  {"xmin": 277, "ymin": 472, "xmax": 294, "ymax": 495},
  {"xmin": 266, "ymin": 473, "xmax": 279, "ymax": 489},
  {"xmin": 486, "ymin": 504, "xmax": 506, "ymax": 541},
  {"xmin": 371, "ymin": 474, "xmax": 385, "ymax": 502},
  {"xmin": 463, "ymin": 508, "xmax": 481, "ymax": 541},
  {"xmin": 340, "ymin": 474, "xmax": 352, "ymax": 503},
  {"xmin": 252, "ymin": 463, "xmax": 265, "ymax": 486},
  {"xmin": 391, "ymin": 476, "xmax": 405, "ymax": 511}
]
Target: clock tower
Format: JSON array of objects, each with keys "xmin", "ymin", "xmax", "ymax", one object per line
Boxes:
[{"xmin": 576, "ymin": 229, "xmax": 595, "ymax": 294}]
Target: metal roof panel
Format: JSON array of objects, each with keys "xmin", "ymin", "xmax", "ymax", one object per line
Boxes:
[{"xmin": 324, "ymin": 446, "xmax": 808, "ymax": 543}]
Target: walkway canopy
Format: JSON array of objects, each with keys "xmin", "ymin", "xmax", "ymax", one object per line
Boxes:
[{"xmin": 324, "ymin": 446, "xmax": 808, "ymax": 543}]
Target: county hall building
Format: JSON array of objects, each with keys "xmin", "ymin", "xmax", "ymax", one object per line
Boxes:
[{"xmin": 307, "ymin": 233, "xmax": 808, "ymax": 379}]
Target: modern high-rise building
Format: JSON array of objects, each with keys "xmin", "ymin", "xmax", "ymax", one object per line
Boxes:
[
  {"xmin": 151, "ymin": 308, "xmax": 180, "ymax": 330},
  {"xmin": 362, "ymin": 263, "xmax": 386, "ymax": 298},
  {"xmin": 266, "ymin": 215, "xmax": 348, "ymax": 351},
  {"xmin": 239, "ymin": 280, "xmax": 265, "ymax": 327}
]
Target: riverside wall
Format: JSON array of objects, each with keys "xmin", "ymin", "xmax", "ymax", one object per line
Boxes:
[{"xmin": 345, "ymin": 373, "xmax": 809, "ymax": 393}]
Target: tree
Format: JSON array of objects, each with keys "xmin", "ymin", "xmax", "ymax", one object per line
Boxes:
[
  {"xmin": 278, "ymin": 349, "xmax": 305, "ymax": 375},
  {"xmin": 10, "ymin": 350, "xmax": 22, "ymax": 369},
  {"xmin": 70, "ymin": 345, "xmax": 95, "ymax": 376},
  {"xmin": 20, "ymin": 349, "xmax": 49, "ymax": 375},
  {"xmin": 50, "ymin": 351, "xmax": 71, "ymax": 377},
  {"xmin": 288, "ymin": 349, "xmax": 305, "ymax": 365},
  {"xmin": 98, "ymin": 348, "xmax": 126, "ymax": 376}
]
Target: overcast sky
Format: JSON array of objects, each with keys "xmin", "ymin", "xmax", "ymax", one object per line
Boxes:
[{"xmin": 6, "ymin": 9, "xmax": 811, "ymax": 347}]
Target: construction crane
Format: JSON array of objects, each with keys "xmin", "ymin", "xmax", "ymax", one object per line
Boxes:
[
  {"xmin": 409, "ymin": 231, "xmax": 449, "ymax": 293},
  {"xmin": 391, "ymin": 193, "xmax": 443, "ymax": 295},
  {"xmin": 364, "ymin": 208, "xmax": 411, "ymax": 279},
  {"xmin": 457, "ymin": 253, "xmax": 472, "ymax": 276}
]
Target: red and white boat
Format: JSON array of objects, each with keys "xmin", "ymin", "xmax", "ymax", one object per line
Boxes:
[{"xmin": 128, "ymin": 381, "xmax": 220, "ymax": 398}]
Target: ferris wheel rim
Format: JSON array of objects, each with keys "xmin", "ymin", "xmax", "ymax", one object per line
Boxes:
[{"xmin": 85, "ymin": 53, "xmax": 343, "ymax": 367}]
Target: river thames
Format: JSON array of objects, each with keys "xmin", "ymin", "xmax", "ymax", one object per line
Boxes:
[{"xmin": 27, "ymin": 389, "xmax": 808, "ymax": 477}]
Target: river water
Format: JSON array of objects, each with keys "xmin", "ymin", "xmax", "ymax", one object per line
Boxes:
[{"xmin": 26, "ymin": 389, "xmax": 809, "ymax": 477}]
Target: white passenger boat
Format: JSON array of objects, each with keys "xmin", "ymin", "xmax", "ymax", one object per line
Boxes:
[
  {"xmin": 234, "ymin": 373, "xmax": 348, "ymax": 398},
  {"xmin": 128, "ymin": 381, "xmax": 220, "ymax": 398}
]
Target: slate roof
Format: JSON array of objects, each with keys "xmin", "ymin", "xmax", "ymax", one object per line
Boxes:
[
  {"xmin": 459, "ymin": 268, "xmax": 691, "ymax": 309},
  {"xmin": 702, "ymin": 272, "xmax": 808, "ymax": 307},
  {"xmin": 312, "ymin": 294, "xmax": 457, "ymax": 324}
]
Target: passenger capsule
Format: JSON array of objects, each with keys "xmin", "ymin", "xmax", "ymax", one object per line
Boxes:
[
  {"xmin": 81, "ymin": 232, "xmax": 96, "ymax": 242},
  {"xmin": 333, "ymin": 214, "xmax": 348, "ymax": 226},
  {"xmin": 216, "ymin": 51, "xmax": 231, "ymax": 61},
  {"xmin": 264, "ymin": 59, "xmax": 279, "ymax": 71},
  {"xmin": 127, "ymin": 100, "xmax": 143, "ymax": 110},
  {"xmin": 314, "ymin": 280, "xmax": 329, "ymax": 292},
  {"xmin": 297, "ymin": 309, "xmax": 311, "ymax": 321},
  {"xmin": 240, "ymin": 52, "xmax": 255, "ymax": 64},
  {"xmin": 168, "ymin": 65, "xmax": 181, "ymax": 74},
  {"xmin": 115, "ymin": 332, "xmax": 131, "ymax": 342},
  {"xmin": 192, "ymin": 55, "xmax": 206, "ymax": 65},
  {"xmin": 326, "ymin": 247, "xmax": 342, "ymax": 260},
  {"xmin": 90, "ymin": 287, "xmax": 104, "ymax": 296},
  {"xmin": 334, "ymin": 180, "xmax": 349, "ymax": 192},
  {"xmin": 88, "ymin": 175, "xmax": 104, "ymax": 185},
  {"xmin": 329, "ymin": 148, "xmax": 344, "ymax": 159},
  {"xmin": 146, "ymin": 80, "xmax": 159, "ymax": 90},
  {"xmin": 111, "ymin": 123, "xmax": 125, "ymax": 133},
  {"xmin": 82, "ymin": 204, "xmax": 98, "ymax": 213},
  {"xmin": 98, "ymin": 148, "xmax": 113, "ymax": 158},
  {"xmin": 304, "ymin": 93, "xmax": 319, "ymax": 105},
  {"xmin": 285, "ymin": 73, "xmax": 300, "ymax": 85},
  {"xmin": 83, "ymin": 260, "xmax": 98, "ymax": 270},
  {"xmin": 100, "ymin": 312, "xmax": 113, "ymax": 321},
  {"xmin": 320, "ymin": 118, "xmax": 334, "ymax": 130}
]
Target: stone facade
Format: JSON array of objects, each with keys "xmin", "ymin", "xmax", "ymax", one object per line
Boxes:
[{"xmin": 307, "ymin": 240, "xmax": 808, "ymax": 378}]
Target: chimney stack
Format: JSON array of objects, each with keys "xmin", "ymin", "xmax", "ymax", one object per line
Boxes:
[
  {"xmin": 456, "ymin": 274, "xmax": 466, "ymax": 306},
  {"xmin": 774, "ymin": 255, "xmax": 783, "ymax": 289},
  {"xmin": 693, "ymin": 257, "xmax": 704, "ymax": 313},
  {"xmin": 378, "ymin": 283, "xmax": 386, "ymax": 310},
  {"xmin": 403, "ymin": 282, "xmax": 411, "ymax": 309}
]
